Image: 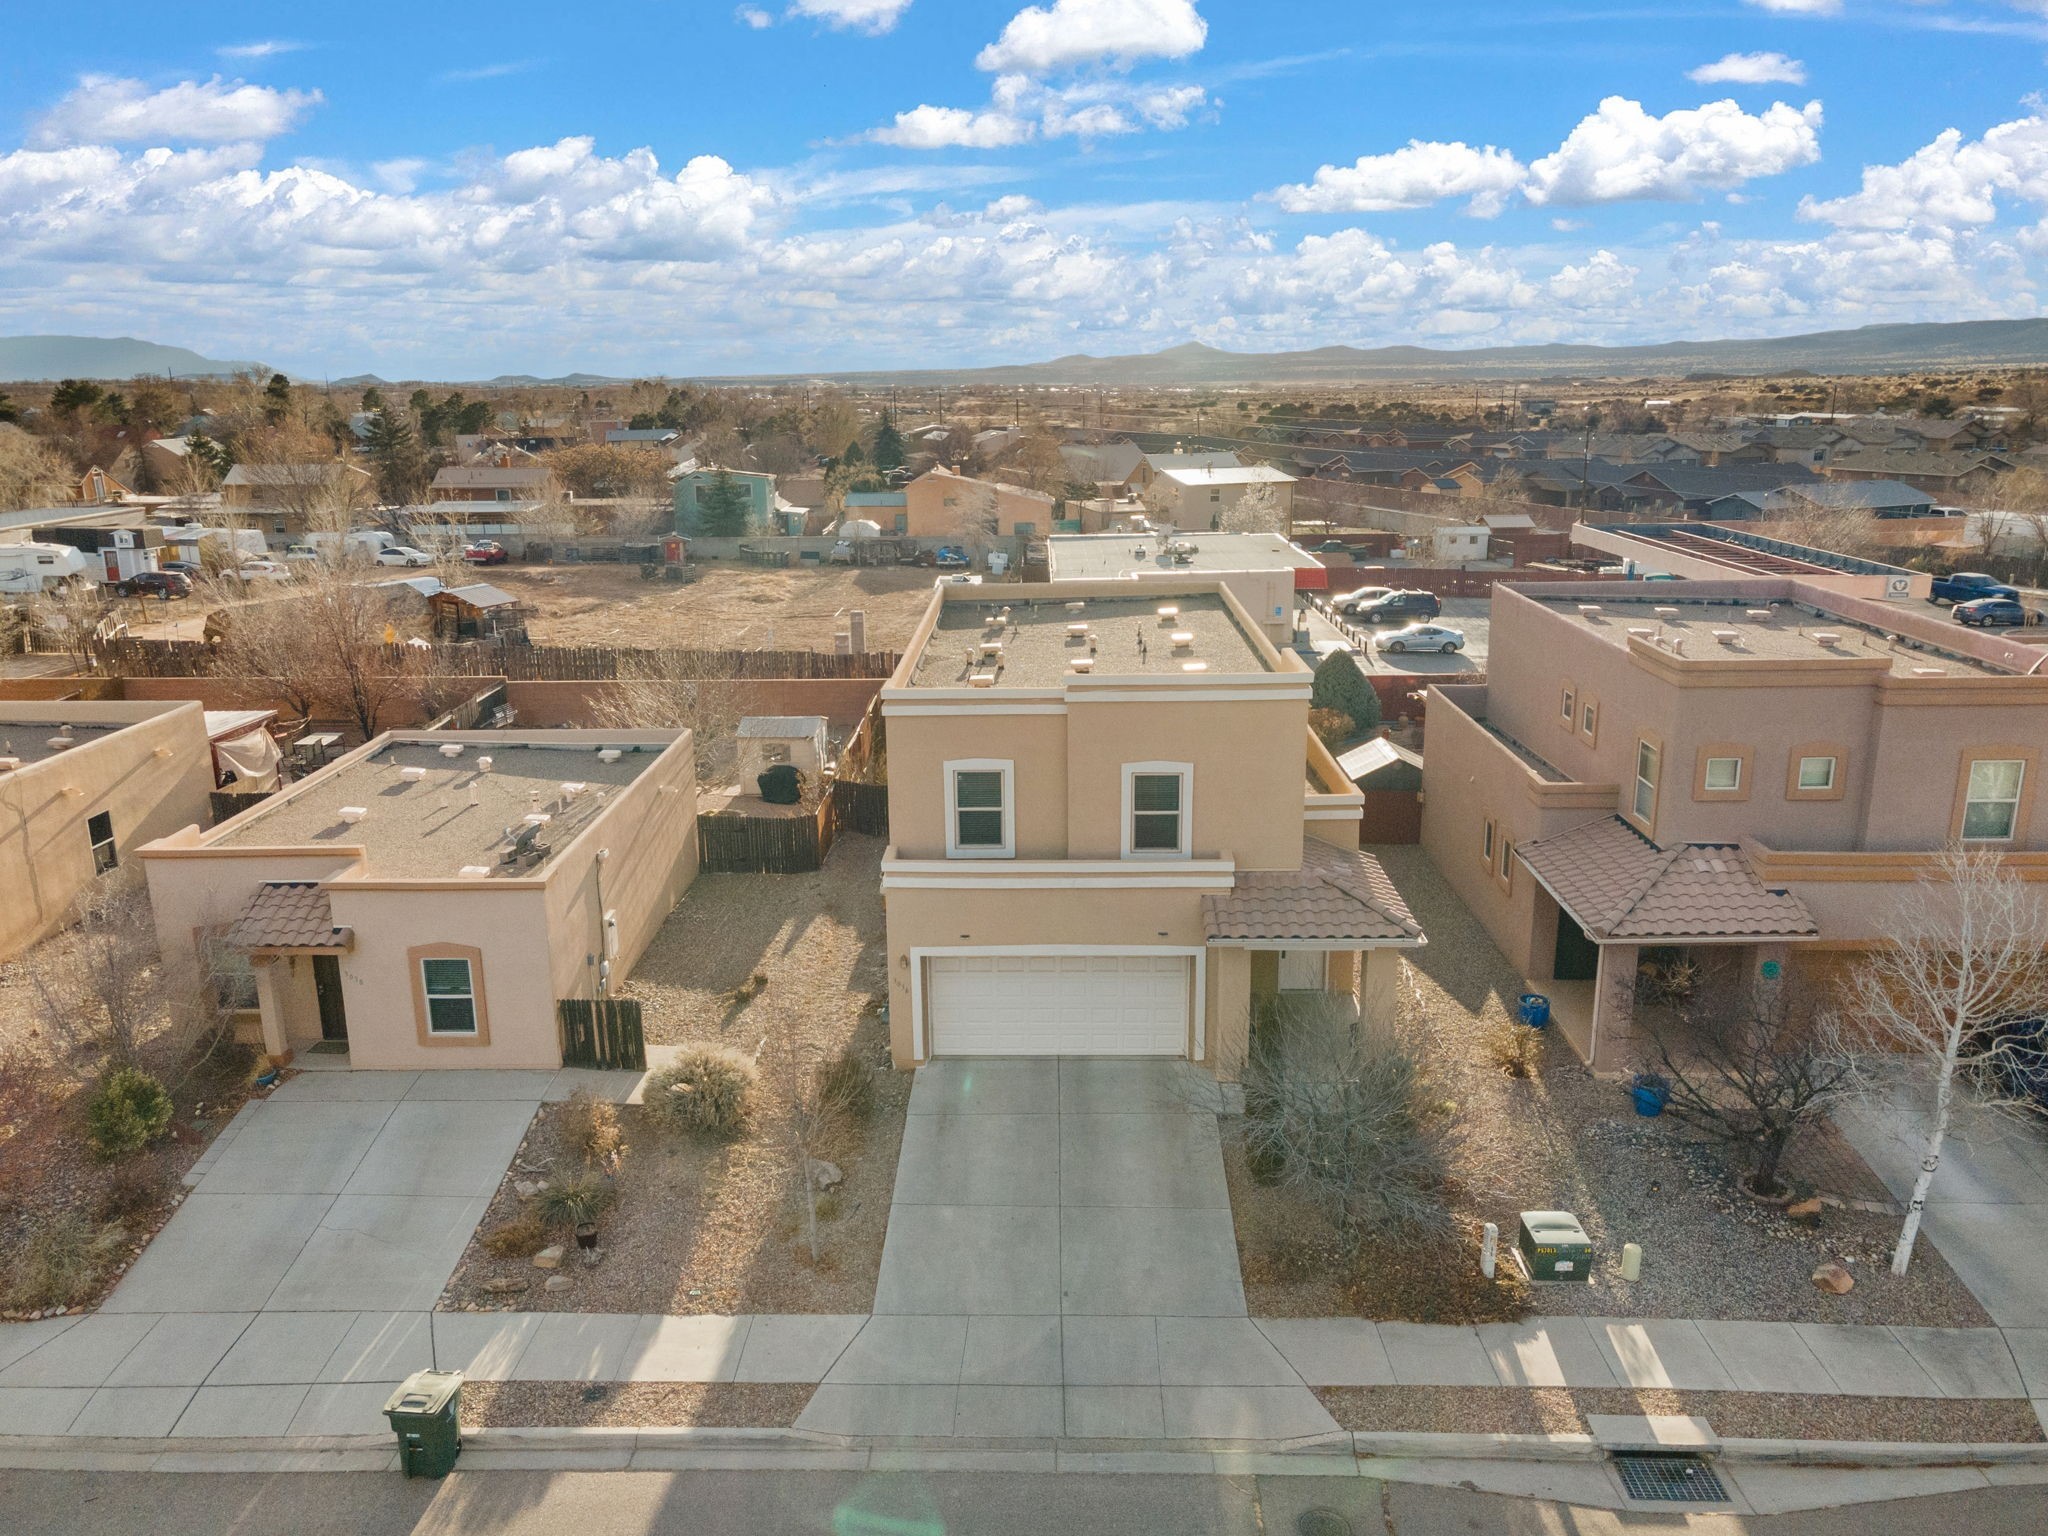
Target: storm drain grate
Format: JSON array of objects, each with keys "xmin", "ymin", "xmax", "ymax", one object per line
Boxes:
[{"xmin": 1612, "ymin": 1452, "xmax": 1729, "ymax": 1504}]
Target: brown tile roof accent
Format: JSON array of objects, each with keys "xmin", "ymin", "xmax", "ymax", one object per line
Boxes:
[
  {"xmin": 1516, "ymin": 817, "xmax": 1817, "ymax": 942},
  {"xmin": 225, "ymin": 882, "xmax": 352, "ymax": 951},
  {"xmin": 1203, "ymin": 840, "xmax": 1425, "ymax": 947}
]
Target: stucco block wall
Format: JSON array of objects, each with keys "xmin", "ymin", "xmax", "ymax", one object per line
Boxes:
[
  {"xmin": 1, "ymin": 701, "xmax": 214, "ymax": 959},
  {"xmin": 505, "ymin": 680, "xmax": 883, "ymax": 734},
  {"xmin": 142, "ymin": 845, "xmax": 363, "ymax": 992}
]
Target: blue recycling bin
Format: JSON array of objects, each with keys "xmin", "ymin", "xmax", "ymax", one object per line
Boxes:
[
  {"xmin": 1517, "ymin": 993, "xmax": 1551, "ymax": 1029},
  {"xmin": 1631, "ymin": 1073, "xmax": 1671, "ymax": 1117}
]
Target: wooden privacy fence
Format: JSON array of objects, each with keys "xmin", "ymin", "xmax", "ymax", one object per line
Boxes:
[
  {"xmin": 558, "ymin": 997, "xmax": 647, "ymax": 1070},
  {"xmin": 698, "ymin": 807, "xmax": 831, "ymax": 874},
  {"xmin": 833, "ymin": 779, "xmax": 889, "ymax": 837}
]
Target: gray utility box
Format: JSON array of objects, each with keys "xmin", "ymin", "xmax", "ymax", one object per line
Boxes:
[{"xmin": 1518, "ymin": 1210, "xmax": 1594, "ymax": 1282}]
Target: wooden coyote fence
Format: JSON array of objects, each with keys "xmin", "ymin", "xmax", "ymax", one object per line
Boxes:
[
  {"xmin": 698, "ymin": 803, "xmax": 833, "ymax": 874},
  {"xmin": 558, "ymin": 997, "xmax": 647, "ymax": 1071},
  {"xmin": 833, "ymin": 779, "xmax": 889, "ymax": 837},
  {"xmin": 95, "ymin": 637, "xmax": 901, "ymax": 682}
]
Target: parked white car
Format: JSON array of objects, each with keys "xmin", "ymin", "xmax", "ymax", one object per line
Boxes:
[
  {"xmin": 373, "ymin": 546, "xmax": 433, "ymax": 568},
  {"xmin": 1375, "ymin": 622, "xmax": 1465, "ymax": 655},
  {"xmin": 238, "ymin": 559, "xmax": 293, "ymax": 582}
]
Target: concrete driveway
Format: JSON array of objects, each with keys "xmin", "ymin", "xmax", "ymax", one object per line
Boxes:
[
  {"xmin": 804, "ymin": 1059, "xmax": 1338, "ymax": 1440},
  {"xmin": 1836, "ymin": 1097, "xmax": 2048, "ymax": 1328}
]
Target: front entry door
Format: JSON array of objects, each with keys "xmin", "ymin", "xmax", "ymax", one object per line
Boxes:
[
  {"xmin": 1553, "ymin": 911, "xmax": 1600, "ymax": 982},
  {"xmin": 312, "ymin": 955, "xmax": 348, "ymax": 1042}
]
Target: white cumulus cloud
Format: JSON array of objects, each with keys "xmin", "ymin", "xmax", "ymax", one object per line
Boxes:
[
  {"xmin": 1800, "ymin": 114, "xmax": 2048, "ymax": 230},
  {"xmin": 1742, "ymin": 0, "xmax": 1838, "ymax": 13},
  {"xmin": 867, "ymin": 75, "xmax": 1207, "ymax": 147},
  {"xmin": 788, "ymin": 0, "xmax": 914, "ymax": 33},
  {"xmin": 1269, "ymin": 141, "xmax": 1527, "ymax": 216},
  {"xmin": 870, "ymin": 105, "xmax": 1037, "ymax": 149},
  {"xmin": 1524, "ymin": 96, "xmax": 1823, "ymax": 206},
  {"xmin": 975, "ymin": 0, "xmax": 1207, "ymax": 75},
  {"xmin": 33, "ymin": 75, "xmax": 322, "ymax": 147},
  {"xmin": 1688, "ymin": 52, "xmax": 1807, "ymax": 86}
]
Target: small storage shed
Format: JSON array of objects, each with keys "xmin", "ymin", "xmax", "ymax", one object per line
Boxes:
[
  {"xmin": 735, "ymin": 716, "xmax": 830, "ymax": 786},
  {"xmin": 1337, "ymin": 736, "xmax": 1424, "ymax": 844}
]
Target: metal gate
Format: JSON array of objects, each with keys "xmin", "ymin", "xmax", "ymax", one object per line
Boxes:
[{"xmin": 557, "ymin": 997, "xmax": 647, "ymax": 1070}]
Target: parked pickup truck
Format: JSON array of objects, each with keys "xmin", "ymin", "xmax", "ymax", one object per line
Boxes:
[{"xmin": 1929, "ymin": 571, "xmax": 2020, "ymax": 605}]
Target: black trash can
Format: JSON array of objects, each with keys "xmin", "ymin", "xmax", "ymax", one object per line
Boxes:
[{"xmin": 383, "ymin": 1369, "xmax": 464, "ymax": 1477}]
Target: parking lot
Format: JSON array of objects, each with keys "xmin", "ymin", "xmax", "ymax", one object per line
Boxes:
[{"xmin": 1305, "ymin": 593, "xmax": 1490, "ymax": 678}]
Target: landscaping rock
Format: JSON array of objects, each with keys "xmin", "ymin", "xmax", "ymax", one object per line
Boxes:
[
  {"xmin": 544, "ymin": 1275, "xmax": 573, "ymax": 1293},
  {"xmin": 1787, "ymin": 1197, "xmax": 1824, "ymax": 1221},
  {"xmin": 514, "ymin": 1180, "xmax": 547, "ymax": 1200},
  {"xmin": 484, "ymin": 1277, "xmax": 529, "ymax": 1296},
  {"xmin": 1812, "ymin": 1262, "xmax": 1855, "ymax": 1295},
  {"xmin": 807, "ymin": 1158, "xmax": 843, "ymax": 1191},
  {"xmin": 532, "ymin": 1245, "xmax": 565, "ymax": 1270}
]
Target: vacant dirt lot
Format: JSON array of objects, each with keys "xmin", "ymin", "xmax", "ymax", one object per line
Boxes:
[
  {"xmin": 443, "ymin": 834, "xmax": 899, "ymax": 1317},
  {"xmin": 487, "ymin": 563, "xmax": 943, "ymax": 651}
]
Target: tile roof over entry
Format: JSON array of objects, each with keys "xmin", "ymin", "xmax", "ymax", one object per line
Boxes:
[
  {"xmin": 225, "ymin": 882, "xmax": 352, "ymax": 951},
  {"xmin": 1203, "ymin": 840, "xmax": 1425, "ymax": 948},
  {"xmin": 1516, "ymin": 817, "xmax": 1816, "ymax": 942}
]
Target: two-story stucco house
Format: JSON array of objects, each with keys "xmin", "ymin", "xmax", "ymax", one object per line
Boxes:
[
  {"xmin": 1422, "ymin": 578, "xmax": 2048, "ymax": 1071},
  {"xmin": 878, "ymin": 579, "xmax": 1425, "ymax": 1074}
]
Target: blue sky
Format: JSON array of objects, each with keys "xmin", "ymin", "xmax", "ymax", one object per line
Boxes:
[{"xmin": 4, "ymin": 0, "xmax": 2048, "ymax": 377}]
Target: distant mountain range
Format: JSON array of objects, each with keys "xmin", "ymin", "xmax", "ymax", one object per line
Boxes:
[
  {"xmin": 11, "ymin": 317, "xmax": 2048, "ymax": 388},
  {"xmin": 0, "ymin": 335, "xmax": 264, "ymax": 381}
]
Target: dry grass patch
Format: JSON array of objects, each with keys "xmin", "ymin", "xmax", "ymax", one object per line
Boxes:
[
  {"xmin": 460, "ymin": 1380, "xmax": 812, "ymax": 1430},
  {"xmin": 443, "ymin": 834, "xmax": 900, "ymax": 1316}
]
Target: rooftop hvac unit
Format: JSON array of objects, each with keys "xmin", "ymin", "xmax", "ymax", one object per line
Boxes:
[
  {"xmin": 1066, "ymin": 622, "xmax": 1090, "ymax": 637},
  {"xmin": 976, "ymin": 639, "xmax": 1004, "ymax": 659},
  {"xmin": 522, "ymin": 811, "xmax": 553, "ymax": 828},
  {"xmin": 400, "ymin": 766, "xmax": 429, "ymax": 782},
  {"xmin": 0, "ymin": 758, "xmax": 20, "ymax": 774},
  {"xmin": 1745, "ymin": 608, "xmax": 1773, "ymax": 619},
  {"xmin": 597, "ymin": 749, "xmax": 622, "ymax": 764},
  {"xmin": 478, "ymin": 756, "xmax": 495, "ymax": 772},
  {"xmin": 1653, "ymin": 606, "xmax": 1680, "ymax": 618},
  {"xmin": 339, "ymin": 806, "xmax": 368, "ymax": 824},
  {"xmin": 1576, "ymin": 604, "xmax": 1602, "ymax": 616},
  {"xmin": 46, "ymin": 735, "xmax": 74, "ymax": 752},
  {"xmin": 1156, "ymin": 605, "xmax": 1179, "ymax": 623},
  {"xmin": 1181, "ymin": 660, "xmax": 1209, "ymax": 673},
  {"xmin": 1069, "ymin": 657, "xmax": 1094, "ymax": 673},
  {"xmin": 1911, "ymin": 666, "xmax": 1946, "ymax": 676},
  {"xmin": 458, "ymin": 865, "xmax": 492, "ymax": 879},
  {"xmin": 1713, "ymin": 629, "xmax": 1740, "ymax": 644},
  {"xmin": 1169, "ymin": 630, "xmax": 1195, "ymax": 648},
  {"xmin": 1064, "ymin": 600, "xmax": 1086, "ymax": 612},
  {"xmin": 969, "ymin": 671, "xmax": 998, "ymax": 688},
  {"xmin": 559, "ymin": 781, "xmax": 587, "ymax": 800},
  {"xmin": 1812, "ymin": 631, "xmax": 1841, "ymax": 646},
  {"xmin": 439, "ymin": 744, "xmax": 465, "ymax": 759},
  {"xmin": 1627, "ymin": 626, "xmax": 1656, "ymax": 639}
]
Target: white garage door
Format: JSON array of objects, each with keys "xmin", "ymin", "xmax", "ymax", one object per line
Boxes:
[{"xmin": 926, "ymin": 953, "xmax": 1190, "ymax": 1057}]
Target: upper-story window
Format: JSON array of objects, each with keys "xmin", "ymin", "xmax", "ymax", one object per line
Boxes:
[
  {"xmin": 88, "ymin": 810, "xmax": 117, "ymax": 875},
  {"xmin": 1124, "ymin": 763, "xmax": 1192, "ymax": 859},
  {"xmin": 1962, "ymin": 759, "xmax": 2025, "ymax": 842},
  {"xmin": 1632, "ymin": 740, "xmax": 1661, "ymax": 825},
  {"xmin": 1559, "ymin": 684, "xmax": 1576, "ymax": 728},
  {"xmin": 1796, "ymin": 755, "xmax": 1837, "ymax": 792},
  {"xmin": 945, "ymin": 759, "xmax": 1013, "ymax": 858},
  {"xmin": 1703, "ymin": 756, "xmax": 1742, "ymax": 792},
  {"xmin": 1579, "ymin": 699, "xmax": 1599, "ymax": 742}
]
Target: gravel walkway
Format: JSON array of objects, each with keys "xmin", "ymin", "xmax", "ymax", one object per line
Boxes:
[
  {"xmin": 1232, "ymin": 846, "xmax": 1990, "ymax": 1328},
  {"xmin": 443, "ymin": 834, "xmax": 903, "ymax": 1317}
]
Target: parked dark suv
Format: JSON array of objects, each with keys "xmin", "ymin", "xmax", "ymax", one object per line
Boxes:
[
  {"xmin": 116, "ymin": 570, "xmax": 193, "ymax": 599},
  {"xmin": 1355, "ymin": 589, "xmax": 1442, "ymax": 624}
]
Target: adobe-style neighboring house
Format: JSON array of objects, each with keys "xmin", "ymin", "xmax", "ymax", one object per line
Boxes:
[
  {"xmin": 1145, "ymin": 464, "xmax": 1297, "ymax": 530},
  {"xmin": 220, "ymin": 462, "xmax": 377, "ymax": 543},
  {"xmin": 1820, "ymin": 450, "xmax": 2014, "ymax": 501},
  {"xmin": 1422, "ymin": 578, "xmax": 2048, "ymax": 1072},
  {"xmin": 0, "ymin": 702, "xmax": 215, "ymax": 960},
  {"xmin": 141, "ymin": 729, "xmax": 699, "ymax": 1070},
  {"xmin": 877, "ymin": 580, "xmax": 1425, "ymax": 1076},
  {"xmin": 1045, "ymin": 531, "xmax": 1325, "ymax": 645},
  {"xmin": 902, "ymin": 467, "xmax": 1055, "ymax": 541},
  {"xmin": 430, "ymin": 464, "xmax": 560, "ymax": 504}
]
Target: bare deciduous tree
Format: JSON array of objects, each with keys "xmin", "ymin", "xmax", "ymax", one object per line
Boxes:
[
  {"xmin": 27, "ymin": 872, "xmax": 161, "ymax": 1071},
  {"xmin": 1844, "ymin": 844, "xmax": 2048, "ymax": 1274},
  {"xmin": 1640, "ymin": 977, "xmax": 1856, "ymax": 1198},
  {"xmin": 0, "ymin": 425, "xmax": 74, "ymax": 512},
  {"xmin": 586, "ymin": 657, "xmax": 742, "ymax": 785},
  {"xmin": 1216, "ymin": 477, "xmax": 1286, "ymax": 535}
]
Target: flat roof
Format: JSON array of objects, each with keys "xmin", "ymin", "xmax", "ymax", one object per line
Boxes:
[
  {"xmin": 0, "ymin": 721, "xmax": 126, "ymax": 767},
  {"xmin": 906, "ymin": 591, "xmax": 1269, "ymax": 689},
  {"xmin": 1530, "ymin": 593, "xmax": 2006, "ymax": 678},
  {"xmin": 1046, "ymin": 531, "xmax": 1322, "ymax": 580},
  {"xmin": 1156, "ymin": 465, "xmax": 1296, "ymax": 488},
  {"xmin": 212, "ymin": 735, "xmax": 671, "ymax": 878}
]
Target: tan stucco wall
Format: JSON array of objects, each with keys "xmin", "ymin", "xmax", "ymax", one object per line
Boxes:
[
  {"xmin": 143, "ymin": 845, "xmax": 364, "ymax": 995},
  {"xmin": 1, "ymin": 701, "xmax": 214, "ymax": 959},
  {"xmin": 904, "ymin": 473, "xmax": 1054, "ymax": 539},
  {"xmin": 1155, "ymin": 477, "xmax": 1296, "ymax": 531}
]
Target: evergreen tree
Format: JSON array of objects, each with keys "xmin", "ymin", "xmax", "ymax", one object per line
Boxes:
[
  {"xmin": 1311, "ymin": 652, "xmax": 1382, "ymax": 738},
  {"xmin": 364, "ymin": 407, "xmax": 428, "ymax": 504},
  {"xmin": 871, "ymin": 412, "xmax": 905, "ymax": 472},
  {"xmin": 263, "ymin": 372, "xmax": 293, "ymax": 424},
  {"xmin": 697, "ymin": 469, "xmax": 753, "ymax": 537},
  {"xmin": 842, "ymin": 438, "xmax": 865, "ymax": 467},
  {"xmin": 361, "ymin": 386, "xmax": 385, "ymax": 410}
]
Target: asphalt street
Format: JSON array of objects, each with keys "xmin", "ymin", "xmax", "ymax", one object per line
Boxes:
[{"xmin": 7, "ymin": 1469, "xmax": 2048, "ymax": 1536}]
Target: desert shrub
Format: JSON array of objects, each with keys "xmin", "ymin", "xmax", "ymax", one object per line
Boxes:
[
  {"xmin": 537, "ymin": 1170, "xmax": 616, "ymax": 1230},
  {"xmin": 2, "ymin": 1214, "xmax": 126, "ymax": 1311},
  {"xmin": 644, "ymin": 1044, "xmax": 758, "ymax": 1136},
  {"xmin": 559, "ymin": 1089, "xmax": 626, "ymax": 1170},
  {"xmin": 820, "ymin": 1049, "xmax": 876, "ymax": 1122},
  {"xmin": 1484, "ymin": 1015, "xmax": 1544, "ymax": 1079},
  {"xmin": 480, "ymin": 1211, "xmax": 548, "ymax": 1259},
  {"xmin": 1308, "ymin": 707, "xmax": 1353, "ymax": 747},
  {"xmin": 85, "ymin": 1067, "xmax": 174, "ymax": 1160},
  {"xmin": 1242, "ymin": 998, "xmax": 1454, "ymax": 1249},
  {"xmin": 93, "ymin": 1161, "xmax": 170, "ymax": 1224}
]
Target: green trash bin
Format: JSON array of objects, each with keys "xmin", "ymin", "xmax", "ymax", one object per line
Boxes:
[
  {"xmin": 383, "ymin": 1369, "xmax": 464, "ymax": 1478},
  {"xmin": 1517, "ymin": 1210, "xmax": 1594, "ymax": 1283}
]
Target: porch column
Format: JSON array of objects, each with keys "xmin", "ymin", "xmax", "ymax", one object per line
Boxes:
[
  {"xmin": 250, "ymin": 957, "xmax": 293, "ymax": 1064},
  {"xmin": 1753, "ymin": 942, "xmax": 1792, "ymax": 995},
  {"xmin": 1589, "ymin": 943, "xmax": 1638, "ymax": 1074},
  {"xmin": 1359, "ymin": 948, "xmax": 1401, "ymax": 1027},
  {"xmin": 1208, "ymin": 947, "xmax": 1253, "ymax": 1081}
]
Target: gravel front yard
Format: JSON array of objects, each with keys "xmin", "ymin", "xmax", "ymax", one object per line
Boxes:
[
  {"xmin": 442, "ymin": 833, "xmax": 901, "ymax": 1316},
  {"xmin": 461, "ymin": 1381, "xmax": 812, "ymax": 1430},
  {"xmin": 1230, "ymin": 845, "xmax": 1990, "ymax": 1328}
]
